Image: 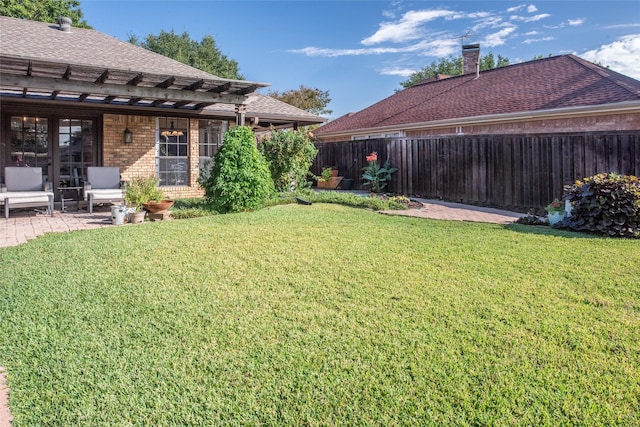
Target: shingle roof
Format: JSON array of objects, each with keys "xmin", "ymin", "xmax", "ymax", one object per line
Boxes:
[
  {"xmin": 315, "ymin": 54, "xmax": 640, "ymax": 136},
  {"xmin": 203, "ymin": 92, "xmax": 327, "ymax": 124},
  {"xmin": 0, "ymin": 15, "xmax": 324, "ymax": 125},
  {"xmin": 0, "ymin": 15, "xmax": 221, "ymax": 79}
]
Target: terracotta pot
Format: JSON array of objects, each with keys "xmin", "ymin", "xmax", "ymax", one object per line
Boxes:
[
  {"xmin": 142, "ymin": 199, "xmax": 174, "ymax": 214},
  {"xmin": 130, "ymin": 211, "xmax": 146, "ymax": 224}
]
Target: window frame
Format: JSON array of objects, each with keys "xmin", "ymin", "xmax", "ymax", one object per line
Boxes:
[{"xmin": 156, "ymin": 117, "xmax": 189, "ymax": 187}]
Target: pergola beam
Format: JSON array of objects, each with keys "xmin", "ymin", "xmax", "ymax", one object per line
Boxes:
[
  {"xmin": 156, "ymin": 76, "xmax": 175, "ymax": 89},
  {"xmin": 1, "ymin": 75, "xmax": 249, "ymax": 105},
  {"xmin": 126, "ymin": 73, "xmax": 144, "ymax": 86},
  {"xmin": 96, "ymin": 70, "xmax": 109, "ymax": 84}
]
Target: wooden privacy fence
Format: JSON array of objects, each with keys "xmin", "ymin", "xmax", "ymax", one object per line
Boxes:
[{"xmin": 313, "ymin": 132, "xmax": 640, "ymax": 212}]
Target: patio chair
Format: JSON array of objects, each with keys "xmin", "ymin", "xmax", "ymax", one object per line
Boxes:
[
  {"xmin": 84, "ymin": 167, "xmax": 125, "ymax": 213},
  {"xmin": 1, "ymin": 167, "xmax": 54, "ymax": 219}
]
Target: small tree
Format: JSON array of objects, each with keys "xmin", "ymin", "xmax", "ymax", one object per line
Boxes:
[
  {"xmin": 258, "ymin": 129, "xmax": 318, "ymax": 192},
  {"xmin": 399, "ymin": 53, "xmax": 510, "ymax": 89},
  {"xmin": 267, "ymin": 85, "xmax": 332, "ymax": 116},
  {"xmin": 0, "ymin": 0, "xmax": 91, "ymax": 28},
  {"xmin": 200, "ymin": 126, "xmax": 274, "ymax": 213},
  {"xmin": 128, "ymin": 30, "xmax": 243, "ymax": 80}
]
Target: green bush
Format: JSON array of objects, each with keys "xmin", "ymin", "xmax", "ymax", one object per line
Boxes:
[
  {"xmin": 200, "ymin": 126, "xmax": 275, "ymax": 213},
  {"xmin": 257, "ymin": 129, "xmax": 318, "ymax": 191},
  {"xmin": 124, "ymin": 176, "xmax": 165, "ymax": 209},
  {"xmin": 562, "ymin": 172, "xmax": 640, "ymax": 238}
]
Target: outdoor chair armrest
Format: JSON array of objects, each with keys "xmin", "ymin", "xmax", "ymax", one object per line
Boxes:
[{"xmin": 43, "ymin": 181, "xmax": 53, "ymax": 192}]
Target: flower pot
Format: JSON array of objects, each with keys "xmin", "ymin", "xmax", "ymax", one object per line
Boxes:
[
  {"xmin": 547, "ymin": 211, "xmax": 565, "ymax": 226},
  {"xmin": 129, "ymin": 211, "xmax": 146, "ymax": 224},
  {"xmin": 339, "ymin": 178, "xmax": 353, "ymax": 190},
  {"xmin": 142, "ymin": 199, "xmax": 174, "ymax": 214},
  {"xmin": 317, "ymin": 177, "xmax": 342, "ymax": 189}
]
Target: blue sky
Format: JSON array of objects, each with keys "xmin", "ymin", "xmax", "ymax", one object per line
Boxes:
[{"xmin": 82, "ymin": 0, "xmax": 640, "ymax": 120}]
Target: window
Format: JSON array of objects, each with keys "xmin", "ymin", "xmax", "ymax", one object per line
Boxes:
[
  {"xmin": 9, "ymin": 117, "xmax": 49, "ymax": 173},
  {"xmin": 351, "ymin": 131, "xmax": 405, "ymax": 141},
  {"xmin": 157, "ymin": 117, "xmax": 188, "ymax": 186},
  {"xmin": 198, "ymin": 120, "xmax": 226, "ymax": 179}
]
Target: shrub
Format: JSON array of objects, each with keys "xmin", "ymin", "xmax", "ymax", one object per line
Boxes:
[
  {"xmin": 257, "ymin": 129, "xmax": 318, "ymax": 191},
  {"xmin": 561, "ymin": 173, "xmax": 640, "ymax": 238},
  {"xmin": 124, "ymin": 176, "xmax": 164, "ymax": 209},
  {"xmin": 200, "ymin": 126, "xmax": 275, "ymax": 213}
]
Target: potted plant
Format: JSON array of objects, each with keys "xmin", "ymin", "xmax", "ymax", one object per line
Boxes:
[
  {"xmin": 124, "ymin": 176, "xmax": 167, "ymax": 223},
  {"xmin": 545, "ymin": 198, "xmax": 565, "ymax": 226},
  {"xmin": 316, "ymin": 166, "xmax": 342, "ymax": 189}
]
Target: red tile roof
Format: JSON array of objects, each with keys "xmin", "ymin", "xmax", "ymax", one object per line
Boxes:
[{"xmin": 315, "ymin": 55, "xmax": 640, "ymax": 136}]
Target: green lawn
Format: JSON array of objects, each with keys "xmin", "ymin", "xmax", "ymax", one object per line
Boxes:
[{"xmin": 1, "ymin": 204, "xmax": 639, "ymax": 426}]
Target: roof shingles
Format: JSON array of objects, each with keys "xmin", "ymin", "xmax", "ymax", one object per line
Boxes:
[
  {"xmin": 315, "ymin": 55, "xmax": 640, "ymax": 136},
  {"xmin": 0, "ymin": 16, "xmax": 217, "ymax": 79}
]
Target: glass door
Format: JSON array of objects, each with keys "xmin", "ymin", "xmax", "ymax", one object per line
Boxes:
[
  {"xmin": 58, "ymin": 119, "xmax": 94, "ymax": 188},
  {"xmin": 9, "ymin": 116, "xmax": 50, "ymax": 180}
]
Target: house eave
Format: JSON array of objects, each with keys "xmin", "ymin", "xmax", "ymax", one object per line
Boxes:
[{"xmin": 318, "ymin": 101, "xmax": 640, "ymax": 139}]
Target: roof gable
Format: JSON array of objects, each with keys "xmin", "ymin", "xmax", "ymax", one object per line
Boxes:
[
  {"xmin": 0, "ymin": 16, "xmax": 219, "ymax": 80},
  {"xmin": 315, "ymin": 55, "xmax": 640, "ymax": 136}
]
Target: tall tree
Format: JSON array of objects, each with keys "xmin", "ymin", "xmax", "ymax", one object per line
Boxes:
[
  {"xmin": 128, "ymin": 30, "xmax": 243, "ymax": 80},
  {"xmin": 0, "ymin": 0, "xmax": 91, "ymax": 28},
  {"xmin": 267, "ymin": 85, "xmax": 332, "ymax": 116},
  {"xmin": 400, "ymin": 53, "xmax": 510, "ymax": 89}
]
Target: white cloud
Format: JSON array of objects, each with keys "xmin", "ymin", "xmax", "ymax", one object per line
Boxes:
[
  {"xmin": 579, "ymin": 34, "xmax": 640, "ymax": 79},
  {"xmin": 507, "ymin": 4, "xmax": 538, "ymax": 13},
  {"xmin": 523, "ymin": 30, "xmax": 540, "ymax": 36},
  {"xmin": 380, "ymin": 67, "xmax": 417, "ymax": 77},
  {"xmin": 361, "ymin": 9, "xmax": 456, "ymax": 45},
  {"xmin": 545, "ymin": 18, "xmax": 585, "ymax": 30},
  {"xmin": 603, "ymin": 23, "xmax": 640, "ymax": 30},
  {"xmin": 523, "ymin": 36, "xmax": 554, "ymax": 44},
  {"xmin": 480, "ymin": 25, "xmax": 517, "ymax": 47},
  {"xmin": 507, "ymin": 5, "xmax": 526, "ymax": 13},
  {"xmin": 510, "ymin": 13, "xmax": 551, "ymax": 23},
  {"xmin": 290, "ymin": 38, "xmax": 458, "ymax": 58},
  {"xmin": 382, "ymin": 10, "xmax": 395, "ymax": 19}
]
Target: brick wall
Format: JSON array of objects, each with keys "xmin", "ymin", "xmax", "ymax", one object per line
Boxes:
[
  {"xmin": 317, "ymin": 112, "xmax": 640, "ymax": 142},
  {"xmin": 103, "ymin": 114, "xmax": 205, "ymax": 199}
]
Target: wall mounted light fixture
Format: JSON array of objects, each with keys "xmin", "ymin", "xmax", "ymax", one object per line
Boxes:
[
  {"xmin": 123, "ymin": 115, "xmax": 133, "ymax": 144},
  {"xmin": 123, "ymin": 128, "xmax": 133, "ymax": 144}
]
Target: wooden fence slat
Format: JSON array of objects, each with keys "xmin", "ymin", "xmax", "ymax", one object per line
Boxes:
[{"xmin": 314, "ymin": 132, "xmax": 639, "ymax": 212}]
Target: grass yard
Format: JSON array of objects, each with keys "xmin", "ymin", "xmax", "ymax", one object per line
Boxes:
[{"xmin": 0, "ymin": 203, "xmax": 639, "ymax": 425}]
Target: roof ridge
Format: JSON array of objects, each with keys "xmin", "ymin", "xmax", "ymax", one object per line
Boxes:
[{"xmin": 567, "ymin": 54, "xmax": 640, "ymax": 98}]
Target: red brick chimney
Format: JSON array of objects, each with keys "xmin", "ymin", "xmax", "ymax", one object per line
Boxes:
[{"xmin": 462, "ymin": 44, "xmax": 480, "ymax": 77}]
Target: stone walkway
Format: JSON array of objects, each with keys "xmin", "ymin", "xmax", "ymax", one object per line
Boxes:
[
  {"xmin": 383, "ymin": 198, "xmax": 523, "ymax": 224},
  {"xmin": 0, "ymin": 208, "xmax": 113, "ymax": 248}
]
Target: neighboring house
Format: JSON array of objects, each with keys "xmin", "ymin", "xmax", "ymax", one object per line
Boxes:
[
  {"xmin": 0, "ymin": 16, "xmax": 325, "ymax": 200},
  {"xmin": 313, "ymin": 44, "xmax": 640, "ymax": 142}
]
